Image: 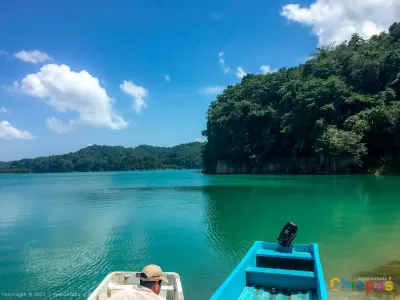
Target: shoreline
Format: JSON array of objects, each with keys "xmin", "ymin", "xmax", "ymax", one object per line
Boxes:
[
  {"xmin": 0, "ymin": 168, "xmax": 200, "ymax": 175},
  {"xmin": 1, "ymin": 169, "xmax": 399, "ymax": 175}
]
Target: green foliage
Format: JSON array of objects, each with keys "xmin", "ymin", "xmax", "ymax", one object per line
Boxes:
[
  {"xmin": 2, "ymin": 142, "xmax": 203, "ymax": 173},
  {"xmin": 203, "ymin": 23, "xmax": 400, "ymax": 174},
  {"xmin": 0, "ymin": 161, "xmax": 10, "ymax": 168},
  {"xmin": 315, "ymin": 126, "xmax": 367, "ymax": 172},
  {"xmin": 0, "ymin": 167, "xmax": 30, "ymax": 174}
]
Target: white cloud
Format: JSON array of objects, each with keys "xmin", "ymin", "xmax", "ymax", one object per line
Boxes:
[
  {"xmin": 46, "ymin": 117, "xmax": 76, "ymax": 133},
  {"xmin": 260, "ymin": 65, "xmax": 278, "ymax": 74},
  {"xmin": 163, "ymin": 74, "xmax": 170, "ymax": 82},
  {"xmin": 196, "ymin": 137, "xmax": 206, "ymax": 143},
  {"xmin": 120, "ymin": 80, "xmax": 149, "ymax": 113},
  {"xmin": 219, "ymin": 52, "xmax": 230, "ymax": 74},
  {"xmin": 0, "ymin": 107, "xmax": 8, "ymax": 113},
  {"xmin": 236, "ymin": 67, "xmax": 247, "ymax": 79},
  {"xmin": 0, "ymin": 121, "xmax": 33, "ymax": 140},
  {"xmin": 14, "ymin": 50, "xmax": 53, "ymax": 64},
  {"xmin": 281, "ymin": 0, "xmax": 399, "ymax": 46},
  {"xmin": 15, "ymin": 64, "xmax": 128, "ymax": 133},
  {"xmin": 198, "ymin": 85, "xmax": 225, "ymax": 95}
]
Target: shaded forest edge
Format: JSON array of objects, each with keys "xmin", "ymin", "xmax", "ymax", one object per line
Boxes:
[
  {"xmin": 202, "ymin": 22, "xmax": 400, "ymax": 175},
  {"xmin": 0, "ymin": 142, "xmax": 203, "ymax": 174}
]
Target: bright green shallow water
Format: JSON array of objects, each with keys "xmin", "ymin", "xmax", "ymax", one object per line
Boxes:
[{"xmin": 0, "ymin": 170, "xmax": 400, "ymax": 299}]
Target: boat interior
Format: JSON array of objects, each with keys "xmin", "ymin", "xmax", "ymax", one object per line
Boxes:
[
  {"xmin": 87, "ymin": 272, "xmax": 183, "ymax": 300},
  {"xmin": 211, "ymin": 241, "xmax": 327, "ymax": 300}
]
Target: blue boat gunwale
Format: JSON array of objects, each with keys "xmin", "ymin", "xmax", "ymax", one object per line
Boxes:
[{"xmin": 210, "ymin": 241, "xmax": 328, "ymax": 300}]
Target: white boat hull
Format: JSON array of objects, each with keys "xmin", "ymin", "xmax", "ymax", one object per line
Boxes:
[{"xmin": 88, "ymin": 272, "xmax": 184, "ymax": 300}]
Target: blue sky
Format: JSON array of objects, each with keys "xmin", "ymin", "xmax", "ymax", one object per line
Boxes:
[{"xmin": 0, "ymin": 0, "xmax": 397, "ymax": 161}]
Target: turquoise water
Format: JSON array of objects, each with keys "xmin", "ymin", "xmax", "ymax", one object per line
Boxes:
[{"xmin": 0, "ymin": 170, "xmax": 400, "ymax": 299}]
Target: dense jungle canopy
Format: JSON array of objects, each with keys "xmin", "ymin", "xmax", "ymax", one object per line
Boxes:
[
  {"xmin": 202, "ymin": 23, "xmax": 400, "ymax": 174},
  {"xmin": 0, "ymin": 142, "xmax": 203, "ymax": 173}
]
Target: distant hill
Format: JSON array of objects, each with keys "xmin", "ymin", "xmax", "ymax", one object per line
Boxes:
[
  {"xmin": 0, "ymin": 161, "xmax": 10, "ymax": 168},
  {"xmin": 0, "ymin": 142, "xmax": 204, "ymax": 174}
]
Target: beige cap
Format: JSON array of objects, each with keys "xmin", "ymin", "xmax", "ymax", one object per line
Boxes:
[{"xmin": 140, "ymin": 264, "xmax": 168, "ymax": 283}]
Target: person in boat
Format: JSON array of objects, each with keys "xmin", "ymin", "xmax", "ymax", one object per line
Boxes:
[{"xmin": 108, "ymin": 264, "xmax": 168, "ymax": 300}]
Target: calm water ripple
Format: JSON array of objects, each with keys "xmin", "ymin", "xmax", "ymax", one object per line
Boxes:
[{"xmin": 1, "ymin": 170, "xmax": 400, "ymax": 300}]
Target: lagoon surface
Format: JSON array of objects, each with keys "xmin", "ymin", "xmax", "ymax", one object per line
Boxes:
[{"xmin": 1, "ymin": 170, "xmax": 400, "ymax": 299}]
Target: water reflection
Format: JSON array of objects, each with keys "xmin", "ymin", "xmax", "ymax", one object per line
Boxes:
[
  {"xmin": 1, "ymin": 172, "xmax": 400, "ymax": 300},
  {"xmin": 201, "ymin": 175, "xmax": 400, "ymax": 298}
]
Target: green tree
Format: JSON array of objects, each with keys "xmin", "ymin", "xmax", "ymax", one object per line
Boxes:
[
  {"xmin": 202, "ymin": 22, "xmax": 400, "ymax": 175},
  {"xmin": 5, "ymin": 142, "xmax": 203, "ymax": 173}
]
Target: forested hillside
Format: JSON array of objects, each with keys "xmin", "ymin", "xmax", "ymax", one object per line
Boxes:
[
  {"xmin": 202, "ymin": 23, "xmax": 400, "ymax": 175},
  {"xmin": 0, "ymin": 142, "xmax": 203, "ymax": 173},
  {"xmin": 0, "ymin": 162, "xmax": 10, "ymax": 168}
]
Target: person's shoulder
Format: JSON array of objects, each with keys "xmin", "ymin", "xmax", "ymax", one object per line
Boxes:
[
  {"xmin": 145, "ymin": 293, "xmax": 164, "ymax": 300},
  {"xmin": 106, "ymin": 288, "xmax": 137, "ymax": 300},
  {"xmin": 132, "ymin": 287, "xmax": 164, "ymax": 300}
]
